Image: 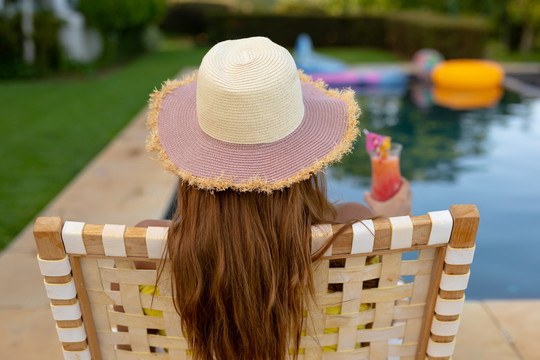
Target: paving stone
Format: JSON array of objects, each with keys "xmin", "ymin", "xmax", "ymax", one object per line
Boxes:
[
  {"xmin": 455, "ymin": 302, "xmax": 521, "ymax": 360},
  {"xmin": 37, "ymin": 108, "xmax": 177, "ymax": 226},
  {"xmin": 0, "ymin": 307, "xmax": 62, "ymax": 360},
  {"xmin": 0, "ymin": 252, "xmax": 49, "ymax": 308},
  {"xmin": 485, "ymin": 300, "xmax": 540, "ymax": 360}
]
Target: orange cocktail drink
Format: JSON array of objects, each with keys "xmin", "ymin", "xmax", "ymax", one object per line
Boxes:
[{"xmin": 369, "ymin": 143, "xmax": 402, "ymax": 201}]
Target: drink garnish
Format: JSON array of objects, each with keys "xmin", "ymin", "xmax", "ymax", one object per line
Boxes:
[{"xmin": 364, "ymin": 129, "xmax": 391, "ymax": 158}]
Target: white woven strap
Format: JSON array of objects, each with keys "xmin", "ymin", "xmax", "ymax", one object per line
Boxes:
[
  {"xmin": 427, "ymin": 210, "xmax": 453, "ymax": 245},
  {"xmin": 351, "ymin": 220, "xmax": 374, "ymax": 254},
  {"xmin": 389, "ymin": 216, "xmax": 413, "ymax": 250},
  {"xmin": 435, "ymin": 295, "xmax": 465, "ymax": 316},
  {"xmin": 431, "ymin": 316, "xmax": 461, "ymax": 336},
  {"xmin": 311, "ymin": 224, "xmax": 333, "ymax": 257},
  {"xmin": 62, "ymin": 221, "xmax": 86, "ymax": 255},
  {"xmin": 426, "ymin": 339, "xmax": 456, "ymax": 357},
  {"xmin": 37, "ymin": 255, "xmax": 71, "ymax": 276},
  {"xmin": 56, "ymin": 323, "xmax": 87, "ymax": 342},
  {"xmin": 50, "ymin": 301, "xmax": 82, "ymax": 321},
  {"xmin": 44, "ymin": 279, "xmax": 77, "ymax": 300},
  {"xmin": 146, "ymin": 226, "xmax": 169, "ymax": 259},
  {"xmin": 63, "ymin": 348, "xmax": 91, "ymax": 360},
  {"xmin": 102, "ymin": 224, "xmax": 127, "ymax": 257},
  {"xmin": 440, "ymin": 271, "xmax": 470, "ymax": 291},
  {"xmin": 445, "ymin": 245, "xmax": 476, "ymax": 265}
]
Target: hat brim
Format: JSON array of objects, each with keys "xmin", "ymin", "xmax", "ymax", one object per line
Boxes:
[{"xmin": 147, "ymin": 71, "xmax": 360, "ymax": 193}]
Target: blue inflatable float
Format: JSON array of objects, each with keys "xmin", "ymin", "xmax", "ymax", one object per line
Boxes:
[{"xmin": 293, "ymin": 34, "xmax": 408, "ymax": 87}]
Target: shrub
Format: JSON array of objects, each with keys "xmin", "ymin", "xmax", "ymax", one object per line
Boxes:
[
  {"xmin": 205, "ymin": 14, "xmax": 387, "ymax": 48},
  {"xmin": 78, "ymin": 0, "xmax": 166, "ymax": 62},
  {"xmin": 274, "ymin": 2, "xmax": 327, "ymax": 16},
  {"xmin": 0, "ymin": 12, "xmax": 61, "ymax": 79},
  {"xmin": 0, "ymin": 15, "xmax": 22, "ymax": 78},
  {"xmin": 160, "ymin": 2, "xmax": 231, "ymax": 35},
  {"xmin": 385, "ymin": 11, "xmax": 489, "ymax": 58},
  {"xmin": 79, "ymin": 0, "xmax": 166, "ymax": 33},
  {"xmin": 200, "ymin": 12, "xmax": 488, "ymax": 58},
  {"xmin": 33, "ymin": 12, "xmax": 62, "ymax": 73}
]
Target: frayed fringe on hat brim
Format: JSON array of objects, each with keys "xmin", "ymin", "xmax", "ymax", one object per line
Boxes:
[{"xmin": 146, "ymin": 70, "xmax": 361, "ymax": 193}]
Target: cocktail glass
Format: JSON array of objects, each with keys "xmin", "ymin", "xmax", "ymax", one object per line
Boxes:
[{"xmin": 369, "ymin": 143, "xmax": 402, "ymax": 201}]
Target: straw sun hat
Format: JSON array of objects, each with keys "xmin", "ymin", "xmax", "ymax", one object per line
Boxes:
[{"xmin": 147, "ymin": 37, "xmax": 360, "ymax": 193}]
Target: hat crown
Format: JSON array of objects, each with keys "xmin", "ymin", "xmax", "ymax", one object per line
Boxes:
[{"xmin": 196, "ymin": 37, "xmax": 304, "ymax": 144}]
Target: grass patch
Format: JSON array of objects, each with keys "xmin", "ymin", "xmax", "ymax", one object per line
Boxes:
[
  {"xmin": 486, "ymin": 42, "xmax": 540, "ymax": 62},
  {"xmin": 0, "ymin": 41, "xmax": 208, "ymax": 250}
]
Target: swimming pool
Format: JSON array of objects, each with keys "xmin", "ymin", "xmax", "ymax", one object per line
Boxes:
[{"xmin": 327, "ymin": 86, "xmax": 540, "ymax": 299}]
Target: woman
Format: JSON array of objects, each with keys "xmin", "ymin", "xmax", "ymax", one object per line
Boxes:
[{"xmin": 139, "ymin": 37, "xmax": 411, "ymax": 360}]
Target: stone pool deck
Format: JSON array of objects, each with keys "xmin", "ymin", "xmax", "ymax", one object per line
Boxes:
[{"xmin": 1, "ymin": 66, "xmax": 539, "ymax": 359}]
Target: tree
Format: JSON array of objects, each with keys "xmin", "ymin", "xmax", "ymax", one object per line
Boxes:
[
  {"xmin": 21, "ymin": 0, "xmax": 34, "ymax": 64},
  {"xmin": 507, "ymin": 0, "xmax": 540, "ymax": 53},
  {"xmin": 78, "ymin": 0, "xmax": 165, "ymax": 61}
]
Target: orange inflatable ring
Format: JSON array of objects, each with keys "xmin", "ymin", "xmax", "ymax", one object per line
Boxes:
[
  {"xmin": 432, "ymin": 60, "xmax": 504, "ymax": 90},
  {"xmin": 432, "ymin": 86, "xmax": 503, "ymax": 110}
]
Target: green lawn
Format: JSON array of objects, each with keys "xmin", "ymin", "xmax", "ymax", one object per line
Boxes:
[
  {"xmin": 485, "ymin": 42, "xmax": 540, "ymax": 62},
  {"xmin": 0, "ymin": 42, "xmax": 399, "ymax": 251},
  {"xmin": 0, "ymin": 42, "xmax": 209, "ymax": 250}
]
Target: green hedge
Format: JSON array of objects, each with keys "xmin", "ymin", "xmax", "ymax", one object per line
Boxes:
[
  {"xmin": 0, "ymin": 16, "xmax": 22, "ymax": 77},
  {"xmin": 206, "ymin": 14, "xmax": 387, "ymax": 48},
  {"xmin": 163, "ymin": 9, "xmax": 489, "ymax": 58},
  {"xmin": 161, "ymin": 2, "xmax": 231, "ymax": 35},
  {"xmin": 385, "ymin": 12, "xmax": 489, "ymax": 58},
  {"xmin": 79, "ymin": 0, "xmax": 166, "ymax": 63},
  {"xmin": 0, "ymin": 12, "xmax": 61, "ymax": 78}
]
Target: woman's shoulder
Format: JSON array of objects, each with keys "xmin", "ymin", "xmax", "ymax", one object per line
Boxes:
[
  {"xmin": 135, "ymin": 220, "xmax": 172, "ymax": 228},
  {"xmin": 334, "ymin": 202, "xmax": 373, "ymax": 222}
]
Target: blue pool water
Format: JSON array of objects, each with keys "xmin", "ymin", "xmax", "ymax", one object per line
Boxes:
[{"xmin": 326, "ymin": 86, "xmax": 540, "ymax": 299}]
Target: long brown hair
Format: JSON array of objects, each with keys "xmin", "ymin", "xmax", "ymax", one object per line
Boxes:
[{"xmin": 167, "ymin": 173, "xmax": 336, "ymax": 360}]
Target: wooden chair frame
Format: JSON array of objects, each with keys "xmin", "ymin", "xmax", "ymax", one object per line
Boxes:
[{"xmin": 34, "ymin": 204, "xmax": 479, "ymax": 360}]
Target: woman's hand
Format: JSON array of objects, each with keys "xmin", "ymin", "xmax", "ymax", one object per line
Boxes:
[{"xmin": 364, "ymin": 177, "xmax": 412, "ymax": 218}]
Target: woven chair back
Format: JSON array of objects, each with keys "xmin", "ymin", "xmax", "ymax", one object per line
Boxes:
[{"xmin": 33, "ymin": 204, "xmax": 479, "ymax": 360}]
